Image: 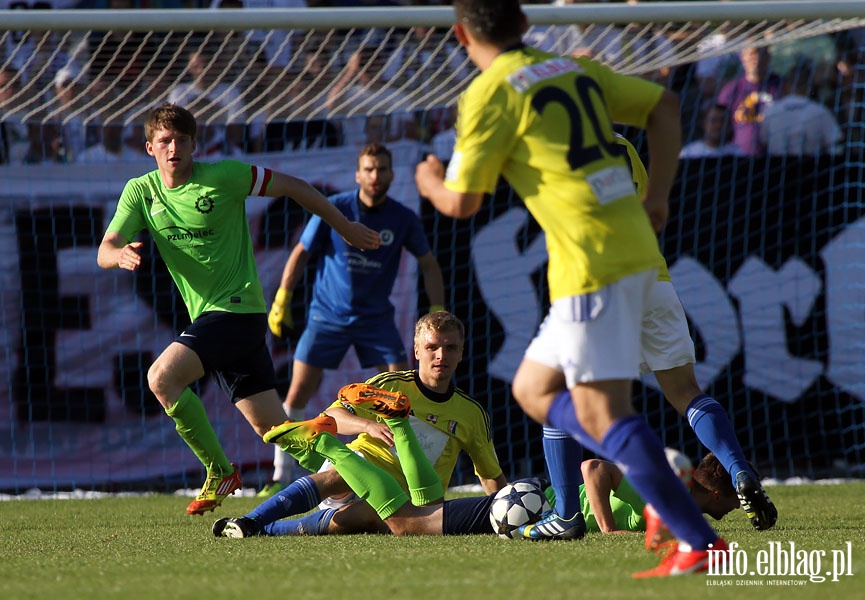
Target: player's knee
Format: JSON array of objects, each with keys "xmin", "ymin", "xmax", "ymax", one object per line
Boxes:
[{"xmin": 146, "ymin": 362, "xmax": 166, "ymax": 396}]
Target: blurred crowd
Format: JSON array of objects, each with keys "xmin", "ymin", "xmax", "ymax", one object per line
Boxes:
[{"xmin": 1, "ymin": 0, "xmax": 862, "ymax": 165}]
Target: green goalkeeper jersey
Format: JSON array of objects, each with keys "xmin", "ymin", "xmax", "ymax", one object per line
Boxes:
[
  {"xmin": 107, "ymin": 160, "xmax": 272, "ymax": 321},
  {"xmin": 580, "ymin": 476, "xmax": 647, "ymax": 533},
  {"xmin": 546, "ymin": 476, "xmax": 647, "ymax": 532}
]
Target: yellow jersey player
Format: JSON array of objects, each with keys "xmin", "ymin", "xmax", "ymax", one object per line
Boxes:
[
  {"xmin": 414, "ymin": 0, "xmax": 727, "ymax": 577},
  {"xmin": 521, "ymin": 136, "xmax": 775, "ymax": 541}
]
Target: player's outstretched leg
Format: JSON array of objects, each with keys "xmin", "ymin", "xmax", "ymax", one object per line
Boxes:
[
  {"xmin": 213, "ymin": 516, "xmax": 261, "ymax": 538},
  {"xmin": 337, "ymin": 383, "xmax": 411, "ymax": 419},
  {"xmin": 264, "ymin": 413, "xmax": 410, "ymax": 521},
  {"xmin": 339, "ymin": 383, "xmax": 442, "ymax": 506},
  {"xmin": 263, "ymin": 413, "xmax": 337, "ymax": 471},
  {"xmin": 684, "ymin": 394, "xmax": 777, "ymax": 530},
  {"xmin": 187, "ymin": 462, "xmax": 242, "ymax": 515},
  {"xmin": 517, "ymin": 428, "xmax": 587, "ymax": 541}
]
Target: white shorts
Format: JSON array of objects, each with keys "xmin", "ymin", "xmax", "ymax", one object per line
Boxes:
[
  {"xmin": 316, "ymin": 450, "xmax": 363, "ymax": 511},
  {"xmin": 525, "ymin": 270, "xmax": 656, "ymax": 388},
  {"xmin": 639, "ymin": 280, "xmax": 696, "ymax": 374}
]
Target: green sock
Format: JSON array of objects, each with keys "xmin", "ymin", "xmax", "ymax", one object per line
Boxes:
[
  {"xmin": 279, "ymin": 441, "xmax": 326, "ymax": 472},
  {"xmin": 385, "ymin": 417, "xmax": 444, "ymax": 506},
  {"xmin": 165, "ymin": 388, "xmax": 232, "ymax": 476},
  {"xmin": 312, "ymin": 433, "xmax": 409, "ymax": 520}
]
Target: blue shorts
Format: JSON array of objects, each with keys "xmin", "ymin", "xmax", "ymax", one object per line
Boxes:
[
  {"xmin": 294, "ymin": 313, "xmax": 408, "ymax": 369},
  {"xmin": 176, "ymin": 311, "xmax": 276, "ymax": 403}
]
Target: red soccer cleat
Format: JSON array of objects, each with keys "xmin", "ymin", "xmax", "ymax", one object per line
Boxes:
[
  {"xmin": 186, "ymin": 463, "xmax": 242, "ymax": 515},
  {"xmin": 633, "ymin": 538, "xmax": 730, "ymax": 578}
]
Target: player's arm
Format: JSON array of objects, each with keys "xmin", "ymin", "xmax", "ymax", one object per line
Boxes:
[
  {"xmin": 278, "ymin": 242, "xmax": 311, "ymax": 293},
  {"xmin": 266, "ymin": 171, "xmax": 381, "ymax": 250},
  {"xmin": 414, "ymin": 155, "xmax": 484, "ymax": 219},
  {"xmin": 478, "ymin": 473, "xmax": 508, "ymax": 495},
  {"xmin": 97, "ymin": 231, "xmax": 143, "ymax": 271},
  {"xmin": 416, "ymin": 251, "xmax": 446, "ymax": 310},
  {"xmin": 268, "ymin": 242, "xmax": 312, "ymax": 337},
  {"xmin": 580, "ymin": 458, "xmax": 628, "ymax": 534},
  {"xmin": 642, "ymin": 89, "xmax": 682, "ymax": 233},
  {"xmin": 323, "ymin": 405, "xmax": 395, "ymax": 446}
]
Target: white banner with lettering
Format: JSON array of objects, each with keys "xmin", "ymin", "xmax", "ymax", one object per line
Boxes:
[{"xmin": 0, "ymin": 141, "xmax": 424, "ymax": 489}]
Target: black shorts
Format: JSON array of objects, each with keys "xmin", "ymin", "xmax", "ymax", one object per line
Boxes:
[
  {"xmin": 442, "ymin": 494, "xmax": 497, "ymax": 535},
  {"xmin": 176, "ymin": 311, "xmax": 276, "ymax": 403},
  {"xmin": 442, "ymin": 476, "xmax": 549, "ymax": 535}
]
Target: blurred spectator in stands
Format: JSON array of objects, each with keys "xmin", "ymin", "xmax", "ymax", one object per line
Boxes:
[
  {"xmin": 48, "ymin": 62, "xmax": 100, "ymax": 163},
  {"xmin": 22, "ymin": 122, "xmax": 63, "ymax": 164},
  {"xmin": 524, "ymin": 0, "xmax": 623, "ymax": 63},
  {"xmin": 679, "ymin": 104, "xmax": 742, "ymax": 158},
  {"xmin": 717, "ymin": 46, "xmax": 782, "ymax": 156},
  {"xmin": 835, "ymin": 45, "xmax": 865, "ymax": 148},
  {"xmin": 396, "ymin": 25, "xmax": 471, "ymax": 89},
  {"xmin": 168, "ymin": 45, "xmax": 248, "ymax": 154},
  {"xmin": 760, "ymin": 60, "xmax": 843, "ymax": 157},
  {"xmin": 260, "ymin": 48, "xmax": 343, "ymax": 151},
  {"xmin": 426, "ymin": 104, "xmax": 457, "ymax": 163},
  {"xmin": 0, "ymin": 65, "xmax": 29, "ymax": 164},
  {"xmin": 0, "ymin": 0, "xmax": 80, "ymax": 86},
  {"xmin": 210, "ymin": 0, "xmax": 307, "ymax": 68},
  {"xmin": 76, "ymin": 118, "xmax": 147, "ymax": 163},
  {"xmin": 326, "ymin": 45, "xmax": 419, "ymax": 146}
]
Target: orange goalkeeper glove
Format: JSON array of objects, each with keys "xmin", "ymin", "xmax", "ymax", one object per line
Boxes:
[{"xmin": 268, "ymin": 288, "xmax": 294, "ymax": 338}]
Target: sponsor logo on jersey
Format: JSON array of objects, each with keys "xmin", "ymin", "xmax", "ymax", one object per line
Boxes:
[
  {"xmin": 380, "ymin": 229, "xmax": 395, "ymax": 246},
  {"xmin": 159, "ymin": 226, "xmax": 217, "ymax": 245},
  {"xmin": 345, "ymin": 251, "xmax": 383, "ymax": 271},
  {"xmin": 195, "ymin": 195, "xmax": 214, "ymax": 214},
  {"xmin": 507, "ymin": 57, "xmax": 584, "ymax": 93}
]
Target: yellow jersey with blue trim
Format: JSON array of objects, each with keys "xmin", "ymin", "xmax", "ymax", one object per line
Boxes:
[
  {"xmin": 444, "ymin": 46, "xmax": 665, "ymax": 300},
  {"xmin": 329, "ymin": 370, "xmax": 503, "ymax": 492},
  {"xmin": 615, "ymin": 134, "xmax": 671, "ymax": 283}
]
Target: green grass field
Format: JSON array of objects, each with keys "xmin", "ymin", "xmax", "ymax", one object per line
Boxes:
[{"xmin": 2, "ymin": 483, "xmax": 864, "ymax": 600}]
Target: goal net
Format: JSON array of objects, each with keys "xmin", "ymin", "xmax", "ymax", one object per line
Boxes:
[{"xmin": 2, "ymin": 2, "xmax": 865, "ymax": 492}]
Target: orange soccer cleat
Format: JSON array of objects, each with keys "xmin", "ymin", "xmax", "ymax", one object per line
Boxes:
[{"xmin": 337, "ymin": 383, "xmax": 411, "ymax": 419}]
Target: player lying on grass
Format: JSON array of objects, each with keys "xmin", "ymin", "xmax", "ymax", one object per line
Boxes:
[
  {"xmin": 577, "ymin": 452, "xmax": 740, "ymax": 546},
  {"xmin": 520, "ymin": 134, "xmax": 777, "ymax": 541},
  {"xmin": 214, "ymin": 387, "xmax": 737, "ymax": 538},
  {"xmin": 213, "ymin": 311, "xmax": 506, "ymax": 537}
]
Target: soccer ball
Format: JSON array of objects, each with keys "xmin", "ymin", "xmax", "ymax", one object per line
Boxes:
[
  {"xmin": 664, "ymin": 447, "xmax": 694, "ymax": 488},
  {"xmin": 488, "ymin": 481, "xmax": 551, "ymax": 539}
]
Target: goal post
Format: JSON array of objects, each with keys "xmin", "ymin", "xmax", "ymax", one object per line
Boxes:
[{"xmin": 2, "ymin": 2, "xmax": 865, "ymax": 492}]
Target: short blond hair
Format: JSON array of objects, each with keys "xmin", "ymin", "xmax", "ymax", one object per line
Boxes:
[{"xmin": 414, "ymin": 311, "xmax": 464, "ymax": 347}]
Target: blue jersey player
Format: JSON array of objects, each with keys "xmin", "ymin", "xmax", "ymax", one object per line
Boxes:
[{"xmin": 263, "ymin": 143, "xmax": 445, "ymax": 495}]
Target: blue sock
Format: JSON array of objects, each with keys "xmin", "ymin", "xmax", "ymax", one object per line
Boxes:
[
  {"xmin": 542, "ymin": 427, "xmax": 583, "ymax": 520},
  {"xmin": 602, "ymin": 415, "xmax": 717, "ymax": 550},
  {"xmin": 686, "ymin": 394, "xmax": 754, "ymax": 485},
  {"xmin": 545, "ymin": 390, "xmax": 606, "ymax": 457},
  {"xmin": 248, "ymin": 476, "xmax": 320, "ymax": 526},
  {"xmin": 263, "ymin": 508, "xmax": 337, "ymax": 536}
]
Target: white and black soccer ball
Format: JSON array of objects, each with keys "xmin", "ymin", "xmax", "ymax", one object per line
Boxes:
[{"xmin": 489, "ymin": 481, "xmax": 551, "ymax": 539}]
